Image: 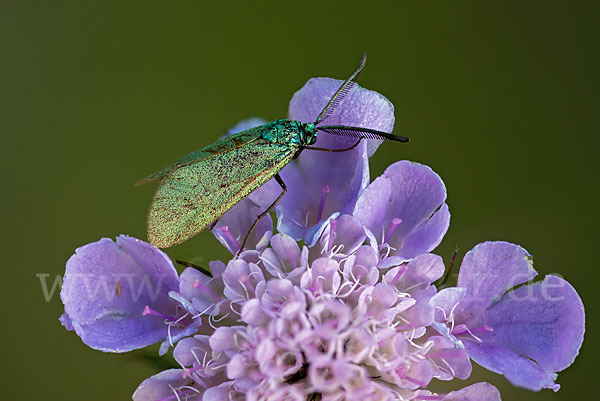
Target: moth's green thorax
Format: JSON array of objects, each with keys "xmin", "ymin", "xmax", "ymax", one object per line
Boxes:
[
  {"xmin": 137, "ymin": 54, "xmax": 408, "ymax": 251},
  {"xmin": 261, "ymin": 119, "xmax": 317, "ymax": 149}
]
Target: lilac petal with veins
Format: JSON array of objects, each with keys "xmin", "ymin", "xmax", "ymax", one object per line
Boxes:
[
  {"xmin": 222, "ymin": 259, "xmax": 265, "ymax": 302},
  {"xmin": 444, "ymin": 382, "xmax": 501, "ymax": 401},
  {"xmin": 465, "ymin": 340, "xmax": 559, "ymax": 391},
  {"xmin": 132, "ymin": 369, "xmax": 202, "ymax": 401},
  {"xmin": 464, "ymin": 274, "xmax": 584, "ymax": 391},
  {"xmin": 115, "ymin": 236, "xmax": 180, "ymax": 291},
  {"xmin": 213, "ymin": 198, "xmax": 273, "ymax": 254},
  {"xmin": 209, "ymin": 326, "xmax": 245, "ymax": 353},
  {"xmin": 354, "ymin": 161, "xmax": 450, "ymax": 260},
  {"xmin": 261, "ymin": 279, "xmax": 306, "ymax": 313},
  {"xmin": 456, "ymin": 241, "xmax": 537, "ymax": 316},
  {"xmin": 301, "ymin": 257, "xmax": 341, "ymax": 295},
  {"xmin": 342, "ymin": 253, "xmax": 379, "ymax": 296},
  {"xmin": 178, "ymin": 264, "xmax": 225, "ymax": 314},
  {"xmin": 270, "ymin": 233, "xmax": 301, "ymax": 265},
  {"xmin": 400, "ymin": 203, "xmax": 450, "ymax": 258},
  {"xmin": 426, "ymin": 336, "xmax": 472, "ymax": 380},
  {"xmin": 352, "ymin": 175, "xmax": 391, "ymax": 235},
  {"xmin": 396, "ymin": 300, "xmax": 435, "ymax": 328},
  {"xmin": 430, "ymin": 287, "xmax": 468, "ymax": 321},
  {"xmin": 385, "ymin": 253, "xmax": 445, "ymax": 294},
  {"xmin": 173, "ymin": 335, "xmax": 211, "ymax": 367},
  {"xmin": 481, "ymin": 275, "xmax": 584, "ymax": 374},
  {"xmin": 352, "ymin": 245, "xmax": 379, "ymax": 270},
  {"xmin": 60, "ymin": 235, "xmax": 179, "ymax": 352},
  {"xmin": 302, "ymin": 212, "xmax": 340, "ymax": 247},
  {"xmin": 241, "ymin": 298, "xmax": 270, "ymax": 327},
  {"xmin": 260, "ymin": 233, "xmax": 303, "ymax": 277},
  {"xmin": 321, "ymin": 214, "xmax": 367, "ymax": 256},
  {"xmin": 203, "ymin": 381, "xmax": 244, "ymax": 401}
]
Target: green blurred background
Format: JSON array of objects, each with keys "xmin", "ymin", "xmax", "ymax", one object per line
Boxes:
[{"xmin": 2, "ymin": 1, "xmax": 597, "ymax": 399}]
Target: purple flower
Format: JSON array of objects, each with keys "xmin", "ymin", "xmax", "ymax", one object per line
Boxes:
[
  {"xmin": 60, "ymin": 75, "xmax": 585, "ymax": 401},
  {"xmin": 430, "ymin": 241, "xmax": 585, "ymax": 392}
]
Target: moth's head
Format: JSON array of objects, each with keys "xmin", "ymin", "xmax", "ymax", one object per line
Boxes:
[{"xmin": 303, "ymin": 122, "xmax": 317, "ymax": 145}]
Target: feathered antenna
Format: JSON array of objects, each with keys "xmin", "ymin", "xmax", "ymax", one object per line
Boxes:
[
  {"xmin": 317, "ymin": 125, "xmax": 409, "ymax": 143},
  {"xmin": 313, "ymin": 53, "xmax": 367, "ymax": 125},
  {"xmin": 314, "ymin": 53, "xmax": 409, "ymax": 144}
]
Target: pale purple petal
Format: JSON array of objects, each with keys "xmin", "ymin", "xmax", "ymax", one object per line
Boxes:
[
  {"xmin": 429, "ymin": 287, "xmax": 468, "ymax": 346},
  {"xmin": 132, "ymin": 369, "xmax": 202, "ymax": 401},
  {"xmin": 396, "ymin": 299, "xmax": 435, "ymax": 328},
  {"xmin": 427, "ymin": 336, "xmax": 472, "ymax": 380},
  {"xmin": 464, "ymin": 341, "xmax": 559, "ymax": 391},
  {"xmin": 115, "ymin": 236, "xmax": 180, "ymax": 291},
  {"xmin": 261, "ymin": 234, "xmax": 305, "ymax": 279},
  {"xmin": 385, "ymin": 253, "xmax": 445, "ymax": 293},
  {"xmin": 482, "ymin": 275, "xmax": 584, "ymax": 373},
  {"xmin": 213, "ymin": 198, "xmax": 273, "ymax": 254},
  {"xmin": 352, "ymin": 245, "xmax": 379, "ymax": 270},
  {"xmin": 60, "ymin": 236, "xmax": 179, "ymax": 352},
  {"xmin": 465, "ymin": 275, "xmax": 585, "ymax": 390},
  {"xmin": 430, "ymin": 287, "xmax": 468, "ymax": 322},
  {"xmin": 273, "ymin": 77, "xmax": 395, "ymax": 241},
  {"xmin": 354, "ymin": 161, "xmax": 449, "ymax": 259},
  {"xmin": 400, "ymin": 203, "xmax": 450, "ymax": 258},
  {"xmin": 222, "ymin": 259, "xmax": 265, "ymax": 302},
  {"xmin": 457, "ymin": 241, "xmax": 537, "ymax": 316},
  {"xmin": 324, "ymin": 214, "xmax": 368, "ymax": 256},
  {"xmin": 179, "ymin": 265, "xmax": 225, "ymax": 314},
  {"xmin": 352, "ymin": 174, "xmax": 391, "ymax": 234},
  {"xmin": 303, "ymin": 212, "xmax": 340, "ymax": 247},
  {"xmin": 289, "ymin": 77, "xmax": 395, "ymax": 157},
  {"xmin": 203, "ymin": 381, "xmax": 244, "ymax": 401},
  {"xmin": 444, "ymin": 382, "xmax": 501, "ymax": 401},
  {"xmin": 271, "ymin": 233, "xmax": 301, "ymax": 263},
  {"xmin": 240, "ymin": 298, "xmax": 270, "ymax": 327},
  {"xmin": 209, "ymin": 326, "xmax": 245, "ymax": 353},
  {"xmin": 173, "ymin": 335, "xmax": 211, "ymax": 367}
]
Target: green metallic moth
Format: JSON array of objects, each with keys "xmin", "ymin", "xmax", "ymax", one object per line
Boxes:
[{"xmin": 137, "ymin": 54, "xmax": 409, "ymax": 251}]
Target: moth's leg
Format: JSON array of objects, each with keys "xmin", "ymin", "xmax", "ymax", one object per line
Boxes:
[
  {"xmin": 237, "ymin": 174, "xmax": 287, "ymax": 256},
  {"xmin": 304, "ymin": 137, "xmax": 363, "ymax": 152},
  {"xmin": 175, "ymin": 259, "xmax": 213, "ymax": 277}
]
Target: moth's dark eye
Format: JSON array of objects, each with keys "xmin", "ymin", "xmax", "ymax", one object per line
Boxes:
[{"xmin": 309, "ymin": 134, "xmax": 317, "ymax": 145}]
